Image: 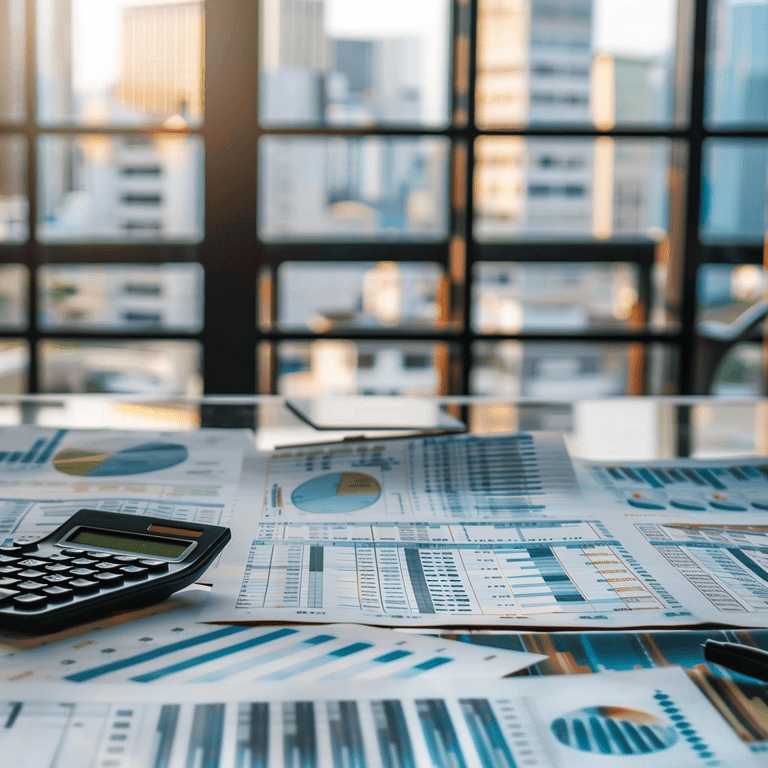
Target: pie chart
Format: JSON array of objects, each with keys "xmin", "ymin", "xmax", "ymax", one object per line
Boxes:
[
  {"xmin": 53, "ymin": 442, "xmax": 189, "ymax": 477},
  {"xmin": 291, "ymin": 472, "xmax": 382, "ymax": 513},
  {"xmin": 551, "ymin": 706, "xmax": 677, "ymax": 755}
]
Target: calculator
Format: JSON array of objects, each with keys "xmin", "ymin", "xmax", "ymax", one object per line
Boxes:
[{"xmin": 0, "ymin": 509, "xmax": 231, "ymax": 633}]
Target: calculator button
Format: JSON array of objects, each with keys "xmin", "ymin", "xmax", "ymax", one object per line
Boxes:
[
  {"xmin": 13, "ymin": 593, "xmax": 48, "ymax": 610},
  {"xmin": 138, "ymin": 560, "xmax": 169, "ymax": 573},
  {"xmin": 47, "ymin": 553, "xmax": 73, "ymax": 562},
  {"xmin": 45, "ymin": 563, "xmax": 71, "ymax": 573},
  {"xmin": 120, "ymin": 565, "xmax": 149, "ymax": 580},
  {"xmin": 71, "ymin": 558, "xmax": 96, "ymax": 566},
  {"xmin": 69, "ymin": 578, "xmax": 99, "ymax": 595},
  {"xmin": 94, "ymin": 561, "xmax": 120, "ymax": 571},
  {"xmin": 62, "ymin": 548, "xmax": 85, "ymax": 556},
  {"xmin": 17, "ymin": 580, "xmax": 46, "ymax": 592},
  {"xmin": 18, "ymin": 569, "xmax": 46, "ymax": 580},
  {"xmin": 18, "ymin": 559, "xmax": 47, "ymax": 568},
  {"xmin": 11, "ymin": 540, "xmax": 38, "ymax": 553},
  {"xmin": 42, "ymin": 586, "xmax": 73, "ymax": 603},
  {"xmin": 70, "ymin": 568, "xmax": 96, "ymax": 578},
  {"xmin": 0, "ymin": 577, "xmax": 18, "ymax": 589},
  {"xmin": 0, "ymin": 546, "xmax": 23, "ymax": 555},
  {"xmin": 42, "ymin": 574, "xmax": 70, "ymax": 584},
  {"xmin": 86, "ymin": 551, "xmax": 113, "ymax": 560},
  {"xmin": 0, "ymin": 554, "xmax": 19, "ymax": 564},
  {"xmin": 0, "ymin": 566, "xmax": 20, "ymax": 576},
  {"xmin": 94, "ymin": 572, "xmax": 124, "ymax": 587},
  {"xmin": 0, "ymin": 587, "xmax": 20, "ymax": 605},
  {"xmin": 114, "ymin": 555, "xmax": 139, "ymax": 563}
]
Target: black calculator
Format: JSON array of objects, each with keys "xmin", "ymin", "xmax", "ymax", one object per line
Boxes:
[{"xmin": 0, "ymin": 509, "xmax": 231, "ymax": 633}]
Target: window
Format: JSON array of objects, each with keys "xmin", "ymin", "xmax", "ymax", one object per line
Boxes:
[{"xmin": 1, "ymin": 0, "xmax": 766, "ymax": 397}]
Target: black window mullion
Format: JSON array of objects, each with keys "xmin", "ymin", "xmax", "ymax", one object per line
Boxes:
[
  {"xmin": 678, "ymin": 0, "xmax": 711, "ymax": 394},
  {"xmin": 201, "ymin": 0, "xmax": 260, "ymax": 394},
  {"xmin": 24, "ymin": 0, "xmax": 39, "ymax": 392},
  {"xmin": 460, "ymin": 0, "xmax": 480, "ymax": 395}
]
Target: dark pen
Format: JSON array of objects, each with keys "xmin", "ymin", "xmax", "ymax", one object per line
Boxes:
[{"xmin": 703, "ymin": 639, "xmax": 768, "ymax": 682}]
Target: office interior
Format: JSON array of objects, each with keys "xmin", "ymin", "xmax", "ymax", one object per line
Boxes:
[{"xmin": 3, "ymin": 3, "xmax": 768, "ymax": 763}]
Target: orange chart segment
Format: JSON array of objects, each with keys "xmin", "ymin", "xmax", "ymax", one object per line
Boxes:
[
  {"xmin": 52, "ymin": 449, "xmax": 112, "ymax": 476},
  {"xmin": 53, "ymin": 442, "xmax": 189, "ymax": 477},
  {"xmin": 291, "ymin": 472, "xmax": 382, "ymax": 513}
]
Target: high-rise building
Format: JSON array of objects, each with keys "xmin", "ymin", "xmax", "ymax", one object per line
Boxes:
[
  {"xmin": 703, "ymin": 1, "xmax": 768, "ymax": 241},
  {"xmin": 116, "ymin": 0, "xmax": 204, "ymax": 122},
  {"xmin": 475, "ymin": 0, "xmax": 594, "ymax": 238}
]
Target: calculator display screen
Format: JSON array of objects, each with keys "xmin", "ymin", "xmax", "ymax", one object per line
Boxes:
[{"xmin": 64, "ymin": 527, "xmax": 190, "ymax": 559}]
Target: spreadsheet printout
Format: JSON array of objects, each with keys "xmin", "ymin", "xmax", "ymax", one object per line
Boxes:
[{"xmin": 204, "ymin": 433, "xmax": 768, "ymax": 628}]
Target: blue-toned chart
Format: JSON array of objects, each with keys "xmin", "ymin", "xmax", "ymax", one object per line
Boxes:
[
  {"xmin": 53, "ymin": 441, "xmax": 189, "ymax": 477},
  {"xmin": 551, "ymin": 706, "xmax": 678, "ymax": 754},
  {"xmin": 0, "ymin": 669, "xmax": 752, "ymax": 768},
  {"xmin": 291, "ymin": 472, "xmax": 381, "ymax": 513}
]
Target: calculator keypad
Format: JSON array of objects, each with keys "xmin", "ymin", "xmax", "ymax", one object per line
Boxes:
[{"xmin": 0, "ymin": 548, "xmax": 169, "ymax": 613}]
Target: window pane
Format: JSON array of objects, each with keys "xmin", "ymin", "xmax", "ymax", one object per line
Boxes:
[
  {"xmin": 473, "ymin": 341, "xmax": 641, "ymax": 397},
  {"xmin": 259, "ymin": 136, "xmax": 448, "ymax": 240},
  {"xmin": 39, "ymin": 264, "xmax": 203, "ymax": 331},
  {"xmin": 701, "ymin": 141, "xmax": 768, "ymax": 242},
  {"xmin": 707, "ymin": 0, "xmax": 768, "ymax": 127},
  {"xmin": 277, "ymin": 340, "xmax": 445, "ymax": 395},
  {"xmin": 473, "ymin": 262, "xmax": 643, "ymax": 333},
  {"xmin": 476, "ymin": 0, "xmax": 680, "ymax": 128},
  {"xmin": 707, "ymin": 343, "xmax": 765, "ymax": 397},
  {"xmin": 0, "ymin": 0, "xmax": 25, "ymax": 121},
  {"xmin": 37, "ymin": 135, "xmax": 204, "ymax": 242},
  {"xmin": 39, "ymin": 340, "xmax": 202, "ymax": 395},
  {"xmin": 0, "ymin": 341, "xmax": 28, "ymax": 393},
  {"xmin": 696, "ymin": 264, "xmax": 767, "ymax": 396},
  {"xmin": 260, "ymin": 0, "xmax": 450, "ymax": 126},
  {"xmin": 474, "ymin": 137, "xmax": 671, "ymax": 239},
  {"xmin": 0, "ymin": 136, "xmax": 28, "ymax": 243},
  {"xmin": 37, "ymin": 0, "xmax": 204, "ymax": 126},
  {"xmin": 0, "ymin": 265, "xmax": 28, "ymax": 329},
  {"xmin": 276, "ymin": 261, "xmax": 444, "ymax": 330},
  {"xmin": 698, "ymin": 264, "xmax": 766, "ymax": 323}
]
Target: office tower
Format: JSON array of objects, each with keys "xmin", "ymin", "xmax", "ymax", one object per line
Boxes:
[
  {"xmin": 475, "ymin": 0, "xmax": 594, "ymax": 238},
  {"xmin": 116, "ymin": 0, "xmax": 204, "ymax": 121},
  {"xmin": 704, "ymin": 0, "xmax": 768, "ymax": 241},
  {"xmin": 259, "ymin": 2, "xmax": 441, "ymax": 240}
]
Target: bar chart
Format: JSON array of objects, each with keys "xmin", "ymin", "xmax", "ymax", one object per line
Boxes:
[{"xmin": 1, "ymin": 669, "xmax": 753, "ymax": 768}]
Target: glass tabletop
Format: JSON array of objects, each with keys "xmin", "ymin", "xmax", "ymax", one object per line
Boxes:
[{"xmin": 0, "ymin": 394, "xmax": 764, "ymax": 461}]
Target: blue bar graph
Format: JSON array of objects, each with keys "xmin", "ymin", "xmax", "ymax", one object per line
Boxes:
[
  {"xmin": 190, "ymin": 632, "xmax": 336, "ymax": 683},
  {"xmin": 131, "ymin": 628, "xmax": 299, "ymax": 683},
  {"xmin": 259, "ymin": 641, "xmax": 375, "ymax": 682},
  {"xmin": 0, "ymin": 430, "xmax": 68, "ymax": 469},
  {"xmin": 36, "ymin": 430, "xmax": 68, "ymax": 464},
  {"xmin": 64, "ymin": 625, "xmax": 252, "ymax": 682},
  {"xmin": 322, "ymin": 649, "xmax": 414, "ymax": 680},
  {"xmin": 22, "ymin": 439, "xmax": 46, "ymax": 464}
]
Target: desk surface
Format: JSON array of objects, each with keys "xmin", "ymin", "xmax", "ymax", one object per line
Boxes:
[
  {"xmin": 0, "ymin": 394, "xmax": 765, "ymax": 459},
  {"xmin": 1, "ymin": 395, "xmax": 767, "ymax": 759}
]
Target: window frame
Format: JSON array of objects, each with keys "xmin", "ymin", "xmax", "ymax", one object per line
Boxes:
[{"xmin": 0, "ymin": 0, "xmax": 765, "ymax": 396}]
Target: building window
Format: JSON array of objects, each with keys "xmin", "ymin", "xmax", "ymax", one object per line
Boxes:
[{"xmin": 0, "ymin": 0, "xmax": 765, "ymax": 397}]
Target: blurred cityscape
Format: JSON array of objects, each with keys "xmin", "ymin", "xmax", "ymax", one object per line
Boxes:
[{"xmin": 0, "ymin": 0, "xmax": 766, "ymax": 396}]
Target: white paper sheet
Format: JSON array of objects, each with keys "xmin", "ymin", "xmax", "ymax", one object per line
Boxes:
[
  {"xmin": 0, "ymin": 668, "xmax": 759, "ymax": 768},
  {"xmin": 0, "ymin": 426, "xmax": 254, "ymax": 540},
  {"xmin": 202, "ymin": 433, "xmax": 768, "ymax": 628},
  {"xmin": 576, "ymin": 454, "xmax": 768, "ymax": 515},
  {"xmin": 0, "ymin": 589, "xmax": 544, "ymax": 683}
]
